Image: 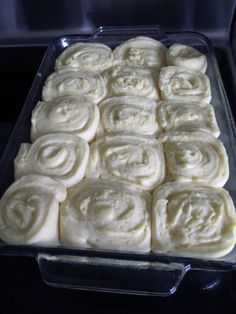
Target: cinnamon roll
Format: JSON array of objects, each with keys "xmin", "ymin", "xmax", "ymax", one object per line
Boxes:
[
  {"xmin": 60, "ymin": 178, "xmax": 151, "ymax": 251},
  {"xmin": 113, "ymin": 36, "xmax": 167, "ymax": 70},
  {"xmin": 42, "ymin": 69, "xmax": 107, "ymax": 104},
  {"xmin": 55, "ymin": 42, "xmax": 113, "ymax": 73},
  {"xmin": 158, "ymin": 66, "xmax": 211, "ymax": 103},
  {"xmin": 166, "ymin": 44, "xmax": 207, "ymax": 73},
  {"xmin": 160, "ymin": 131, "xmax": 229, "ymax": 187},
  {"xmin": 157, "ymin": 100, "xmax": 220, "ymax": 137},
  {"xmin": 97, "ymin": 96, "xmax": 160, "ymax": 137},
  {"xmin": 109, "ymin": 66, "xmax": 159, "ymax": 100},
  {"xmin": 152, "ymin": 183, "xmax": 236, "ymax": 258},
  {"xmin": 31, "ymin": 96, "xmax": 100, "ymax": 142},
  {"xmin": 86, "ymin": 134, "xmax": 165, "ymax": 191},
  {"xmin": 14, "ymin": 133, "xmax": 89, "ymax": 188},
  {"xmin": 0, "ymin": 174, "xmax": 66, "ymax": 245}
]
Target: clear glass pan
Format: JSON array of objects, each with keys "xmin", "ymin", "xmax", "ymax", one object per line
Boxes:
[{"xmin": 1, "ymin": 25, "xmax": 236, "ymax": 296}]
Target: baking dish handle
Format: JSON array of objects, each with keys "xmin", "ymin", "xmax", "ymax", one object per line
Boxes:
[
  {"xmin": 37, "ymin": 253, "xmax": 189, "ymax": 296},
  {"xmin": 93, "ymin": 25, "xmax": 167, "ymax": 39}
]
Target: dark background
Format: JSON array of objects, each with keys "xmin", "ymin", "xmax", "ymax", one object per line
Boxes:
[{"xmin": 1, "ymin": 1, "xmax": 236, "ymax": 313}]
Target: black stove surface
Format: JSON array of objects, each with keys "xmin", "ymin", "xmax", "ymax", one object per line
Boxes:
[
  {"xmin": 0, "ymin": 255, "xmax": 236, "ymax": 314},
  {"xmin": 1, "ymin": 45, "xmax": 236, "ymax": 314}
]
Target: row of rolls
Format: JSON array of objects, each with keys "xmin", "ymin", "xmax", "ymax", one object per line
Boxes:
[{"xmin": 0, "ymin": 36, "xmax": 236, "ymax": 259}]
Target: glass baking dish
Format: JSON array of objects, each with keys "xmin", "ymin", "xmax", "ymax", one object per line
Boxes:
[{"xmin": 1, "ymin": 25, "xmax": 236, "ymax": 296}]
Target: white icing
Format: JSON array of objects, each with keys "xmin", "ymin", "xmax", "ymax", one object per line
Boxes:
[
  {"xmin": 160, "ymin": 131, "xmax": 229, "ymax": 187},
  {"xmin": 14, "ymin": 133, "xmax": 89, "ymax": 188},
  {"xmin": 86, "ymin": 134, "xmax": 165, "ymax": 191},
  {"xmin": 60, "ymin": 178, "xmax": 151, "ymax": 251},
  {"xmin": 166, "ymin": 44, "xmax": 207, "ymax": 73},
  {"xmin": 152, "ymin": 182, "xmax": 236, "ymax": 258},
  {"xmin": 97, "ymin": 96, "xmax": 161, "ymax": 137},
  {"xmin": 158, "ymin": 66, "xmax": 211, "ymax": 103},
  {"xmin": 0, "ymin": 174, "xmax": 66, "ymax": 245},
  {"xmin": 31, "ymin": 96, "xmax": 100, "ymax": 142}
]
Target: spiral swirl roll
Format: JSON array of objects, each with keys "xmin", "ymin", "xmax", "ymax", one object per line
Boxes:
[
  {"xmin": 0, "ymin": 174, "xmax": 66, "ymax": 245},
  {"xmin": 166, "ymin": 44, "xmax": 207, "ymax": 73},
  {"xmin": 86, "ymin": 134, "xmax": 165, "ymax": 191},
  {"xmin": 60, "ymin": 179, "xmax": 151, "ymax": 251},
  {"xmin": 157, "ymin": 100, "xmax": 220, "ymax": 137},
  {"xmin": 158, "ymin": 66, "xmax": 211, "ymax": 103},
  {"xmin": 109, "ymin": 66, "xmax": 159, "ymax": 100},
  {"xmin": 42, "ymin": 69, "xmax": 107, "ymax": 104},
  {"xmin": 55, "ymin": 43, "xmax": 113, "ymax": 73},
  {"xmin": 160, "ymin": 131, "xmax": 229, "ymax": 187},
  {"xmin": 152, "ymin": 183, "xmax": 236, "ymax": 258},
  {"xmin": 31, "ymin": 96, "xmax": 100, "ymax": 142},
  {"xmin": 14, "ymin": 133, "xmax": 89, "ymax": 188},
  {"xmin": 113, "ymin": 36, "xmax": 167, "ymax": 70},
  {"xmin": 97, "ymin": 96, "xmax": 161, "ymax": 137}
]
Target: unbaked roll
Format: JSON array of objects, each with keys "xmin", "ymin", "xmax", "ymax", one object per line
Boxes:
[
  {"xmin": 166, "ymin": 44, "xmax": 207, "ymax": 73},
  {"xmin": 109, "ymin": 66, "xmax": 159, "ymax": 100},
  {"xmin": 160, "ymin": 131, "xmax": 229, "ymax": 187},
  {"xmin": 55, "ymin": 42, "xmax": 113, "ymax": 73},
  {"xmin": 157, "ymin": 100, "xmax": 220, "ymax": 137},
  {"xmin": 0, "ymin": 174, "xmax": 66, "ymax": 245},
  {"xmin": 31, "ymin": 96, "xmax": 100, "ymax": 142},
  {"xmin": 86, "ymin": 134, "xmax": 165, "ymax": 191},
  {"xmin": 152, "ymin": 183, "xmax": 236, "ymax": 258},
  {"xmin": 60, "ymin": 178, "xmax": 151, "ymax": 252},
  {"xmin": 158, "ymin": 66, "xmax": 211, "ymax": 103},
  {"xmin": 113, "ymin": 36, "xmax": 167, "ymax": 70},
  {"xmin": 42, "ymin": 69, "xmax": 107, "ymax": 104},
  {"xmin": 14, "ymin": 133, "xmax": 89, "ymax": 188},
  {"xmin": 97, "ymin": 96, "xmax": 161, "ymax": 137}
]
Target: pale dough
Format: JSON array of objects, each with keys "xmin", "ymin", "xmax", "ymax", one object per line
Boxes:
[
  {"xmin": 152, "ymin": 182, "xmax": 236, "ymax": 258},
  {"xmin": 60, "ymin": 178, "xmax": 151, "ymax": 252},
  {"xmin": 0, "ymin": 174, "xmax": 66, "ymax": 245}
]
